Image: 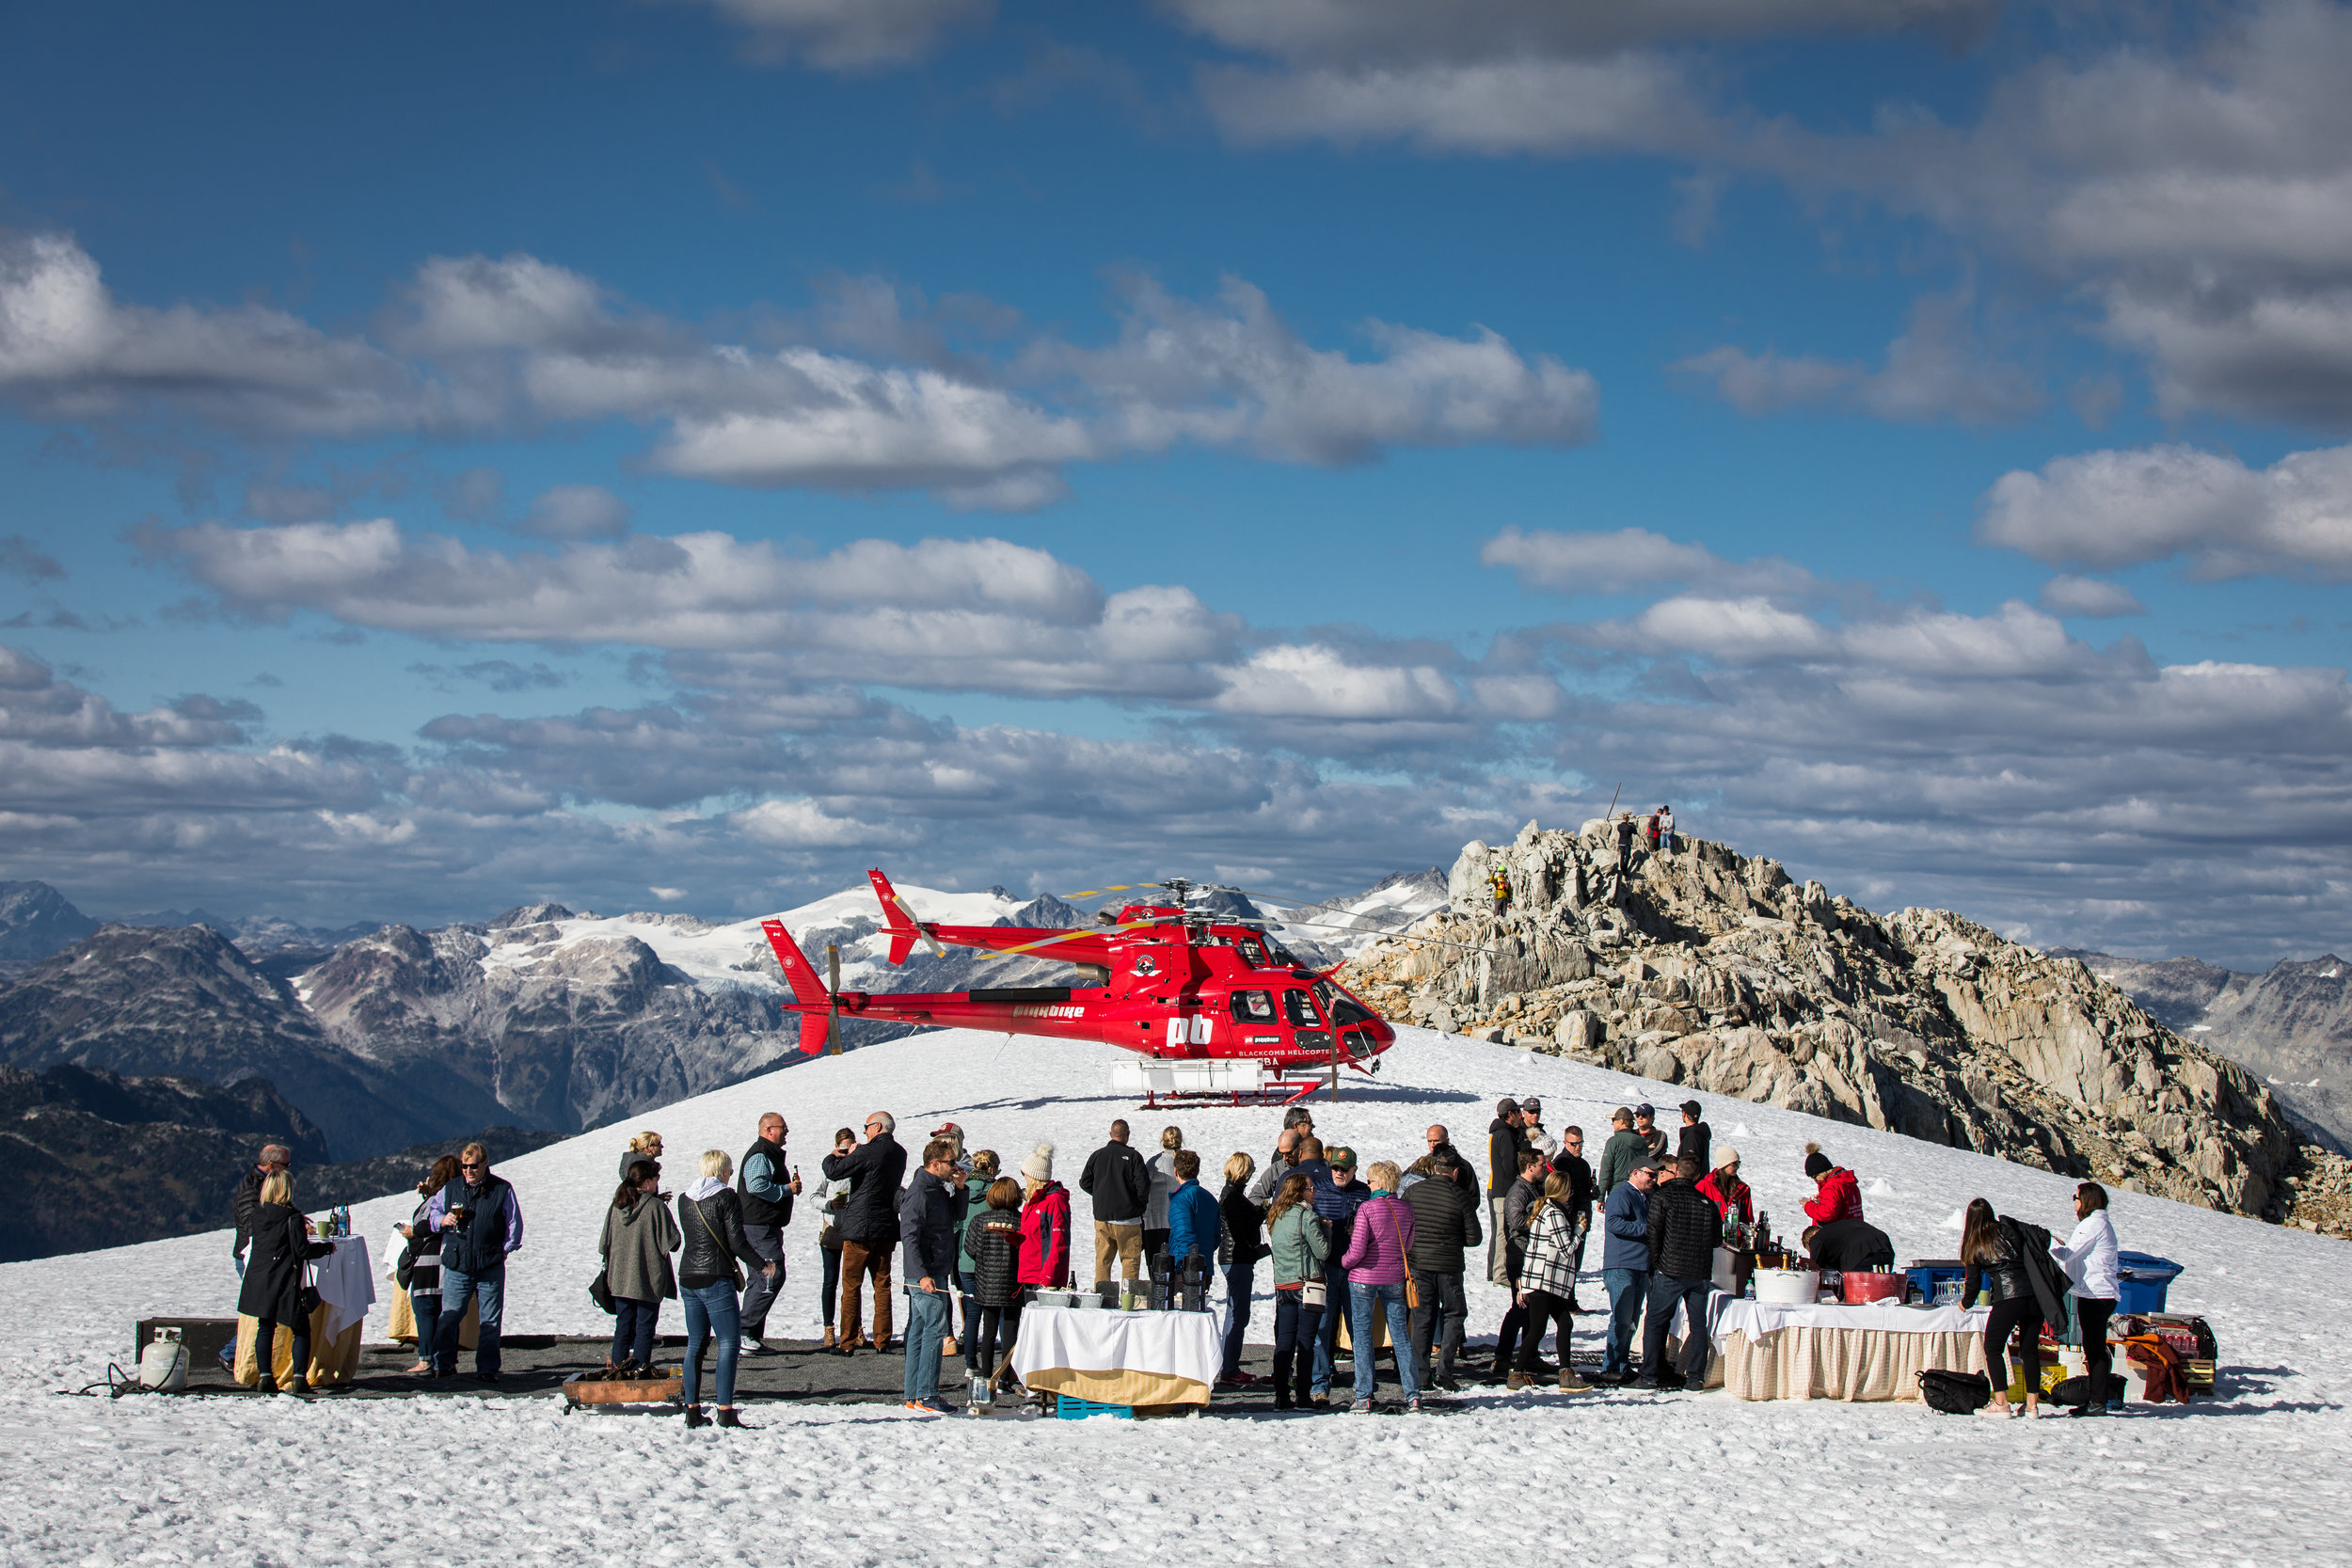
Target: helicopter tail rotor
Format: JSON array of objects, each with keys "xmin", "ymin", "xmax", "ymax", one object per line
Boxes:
[
  {"xmin": 868, "ymin": 867, "xmax": 946, "ymax": 962},
  {"xmin": 758, "ymin": 919, "xmax": 837, "ymax": 1055}
]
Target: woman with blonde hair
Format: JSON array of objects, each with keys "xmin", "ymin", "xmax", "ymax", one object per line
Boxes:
[
  {"xmin": 1264, "ymin": 1173, "xmax": 1327, "ymax": 1410},
  {"xmin": 1217, "ymin": 1151, "xmax": 1266, "ymax": 1386},
  {"xmin": 237, "ymin": 1169, "xmax": 334, "ymax": 1396},
  {"xmin": 676, "ymin": 1149, "xmax": 776, "ymax": 1428},
  {"xmin": 1337, "ymin": 1160, "xmax": 1422, "ymax": 1412},
  {"xmin": 620, "ymin": 1130, "xmax": 664, "ymax": 1181},
  {"xmin": 1513, "ymin": 1171, "xmax": 1591, "ymax": 1394}
]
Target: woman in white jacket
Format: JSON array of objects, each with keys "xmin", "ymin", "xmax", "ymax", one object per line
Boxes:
[{"xmin": 2050, "ymin": 1181, "xmax": 2123, "ymax": 1417}]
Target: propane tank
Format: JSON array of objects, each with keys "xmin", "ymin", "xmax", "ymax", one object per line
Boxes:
[{"xmin": 138, "ymin": 1328, "xmax": 188, "ymax": 1392}]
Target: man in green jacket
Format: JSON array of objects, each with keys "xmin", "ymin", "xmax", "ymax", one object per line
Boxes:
[{"xmin": 1596, "ymin": 1107, "xmax": 1644, "ymax": 1197}]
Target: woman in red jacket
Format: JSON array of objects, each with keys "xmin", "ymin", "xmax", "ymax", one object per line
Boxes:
[
  {"xmin": 1016, "ymin": 1143, "xmax": 1072, "ymax": 1290},
  {"xmin": 1697, "ymin": 1149, "xmax": 1752, "ymax": 1223},
  {"xmin": 1803, "ymin": 1143, "xmax": 1864, "ymax": 1226}
]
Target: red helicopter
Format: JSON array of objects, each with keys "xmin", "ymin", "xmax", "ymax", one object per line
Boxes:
[{"xmin": 759, "ymin": 870, "xmax": 1402, "ymax": 1102}]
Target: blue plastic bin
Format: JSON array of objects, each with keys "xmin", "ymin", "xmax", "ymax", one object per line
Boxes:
[
  {"xmin": 2116, "ymin": 1252, "xmax": 2184, "ymax": 1314},
  {"xmin": 1904, "ymin": 1262, "xmax": 1966, "ymax": 1305},
  {"xmin": 1054, "ymin": 1395, "xmax": 1134, "ymax": 1420}
]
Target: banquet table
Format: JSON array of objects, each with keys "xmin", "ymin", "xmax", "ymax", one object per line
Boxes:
[
  {"xmin": 1009, "ymin": 1305, "xmax": 1221, "ymax": 1408},
  {"xmin": 234, "ymin": 1236, "xmax": 376, "ymax": 1387},
  {"xmin": 1701, "ymin": 1297, "xmax": 1992, "ymax": 1402}
]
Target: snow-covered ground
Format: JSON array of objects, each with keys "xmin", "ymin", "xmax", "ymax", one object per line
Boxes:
[{"xmin": 5, "ymin": 1026, "xmax": 2349, "ymax": 1565}]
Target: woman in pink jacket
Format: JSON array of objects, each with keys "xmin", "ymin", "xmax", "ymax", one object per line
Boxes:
[{"xmin": 1339, "ymin": 1161, "xmax": 1422, "ymax": 1413}]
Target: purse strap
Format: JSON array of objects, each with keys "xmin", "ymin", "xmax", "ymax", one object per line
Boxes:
[
  {"xmin": 691, "ymin": 1196, "xmax": 742, "ymax": 1289},
  {"xmin": 1389, "ymin": 1198, "xmax": 1416, "ymax": 1294}
]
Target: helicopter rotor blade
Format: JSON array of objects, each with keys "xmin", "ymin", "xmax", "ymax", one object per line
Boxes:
[
  {"xmin": 1231, "ymin": 911, "xmax": 1489, "ymax": 954},
  {"xmin": 1057, "ymin": 882, "xmax": 1167, "ymax": 901},
  {"xmin": 883, "ymin": 887, "xmax": 947, "ymax": 958},
  {"xmin": 971, "ymin": 918, "xmax": 1159, "ymax": 961}
]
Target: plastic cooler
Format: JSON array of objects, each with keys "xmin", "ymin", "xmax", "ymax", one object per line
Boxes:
[
  {"xmin": 2117, "ymin": 1252, "xmax": 2184, "ymax": 1314},
  {"xmin": 1904, "ymin": 1260, "xmax": 1965, "ymax": 1305}
]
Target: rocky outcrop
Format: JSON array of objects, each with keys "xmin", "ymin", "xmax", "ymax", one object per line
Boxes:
[{"xmin": 1342, "ymin": 821, "xmax": 2350, "ymax": 1226}]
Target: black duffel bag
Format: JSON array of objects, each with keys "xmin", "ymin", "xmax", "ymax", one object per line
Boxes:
[{"xmin": 1918, "ymin": 1369, "xmax": 1992, "ymax": 1414}]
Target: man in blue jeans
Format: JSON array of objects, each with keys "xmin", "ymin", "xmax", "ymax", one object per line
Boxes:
[
  {"xmin": 1596, "ymin": 1159, "xmax": 1657, "ymax": 1385},
  {"xmin": 898, "ymin": 1137, "xmax": 961, "ymax": 1413},
  {"xmin": 1641, "ymin": 1154, "xmax": 1723, "ymax": 1390},
  {"xmin": 424, "ymin": 1143, "xmax": 523, "ymax": 1382},
  {"xmin": 1309, "ymin": 1148, "xmax": 1371, "ymax": 1404}
]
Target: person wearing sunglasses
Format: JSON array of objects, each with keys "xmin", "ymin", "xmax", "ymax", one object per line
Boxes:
[{"xmin": 421, "ymin": 1142, "xmax": 525, "ymax": 1383}]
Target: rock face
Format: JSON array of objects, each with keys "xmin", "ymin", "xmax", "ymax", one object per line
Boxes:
[
  {"xmin": 0, "ymin": 925, "xmax": 459, "ymax": 1160},
  {"xmin": 1341, "ymin": 822, "xmax": 2342, "ymax": 1224},
  {"xmin": 2071, "ymin": 950, "xmax": 2352, "ymax": 1155},
  {"xmin": 299, "ymin": 919, "xmax": 791, "ymax": 1137},
  {"xmin": 0, "ymin": 881, "xmax": 100, "ymax": 973}
]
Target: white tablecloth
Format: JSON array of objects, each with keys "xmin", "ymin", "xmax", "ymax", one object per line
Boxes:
[
  {"xmin": 314, "ymin": 1237, "xmax": 375, "ymax": 1340},
  {"xmin": 1010, "ymin": 1305, "xmax": 1221, "ymax": 1389},
  {"xmin": 1708, "ymin": 1297, "xmax": 1989, "ymax": 1350}
]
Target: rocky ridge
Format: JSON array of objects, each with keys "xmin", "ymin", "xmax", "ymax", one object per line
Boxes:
[{"xmin": 1339, "ymin": 820, "xmax": 2352, "ymax": 1230}]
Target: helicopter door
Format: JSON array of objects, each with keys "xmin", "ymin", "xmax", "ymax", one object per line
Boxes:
[
  {"xmin": 1228, "ymin": 990, "xmax": 1281, "ymax": 1047},
  {"xmin": 1283, "ymin": 989, "xmax": 1332, "ymax": 1053}
]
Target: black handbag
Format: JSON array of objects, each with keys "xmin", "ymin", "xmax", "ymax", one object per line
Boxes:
[
  {"xmin": 589, "ymin": 1268, "xmax": 616, "ymax": 1314},
  {"xmin": 1918, "ymin": 1369, "xmax": 1992, "ymax": 1414}
]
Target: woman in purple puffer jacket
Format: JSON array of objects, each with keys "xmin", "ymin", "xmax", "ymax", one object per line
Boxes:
[{"xmin": 1338, "ymin": 1161, "xmax": 1422, "ymax": 1413}]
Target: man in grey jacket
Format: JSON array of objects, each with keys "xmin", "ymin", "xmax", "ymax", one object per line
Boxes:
[{"xmin": 898, "ymin": 1138, "xmax": 961, "ymax": 1413}]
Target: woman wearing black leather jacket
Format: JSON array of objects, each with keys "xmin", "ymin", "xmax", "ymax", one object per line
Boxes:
[
  {"xmin": 677, "ymin": 1150, "xmax": 777, "ymax": 1429},
  {"xmin": 1962, "ymin": 1197, "xmax": 2046, "ymax": 1418}
]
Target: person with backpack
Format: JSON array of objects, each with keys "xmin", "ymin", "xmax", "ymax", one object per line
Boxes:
[
  {"xmin": 599, "ymin": 1157, "xmax": 681, "ymax": 1377},
  {"xmin": 1264, "ymin": 1173, "xmax": 1328, "ymax": 1411},
  {"xmin": 677, "ymin": 1150, "xmax": 777, "ymax": 1429},
  {"xmin": 1337, "ymin": 1161, "xmax": 1422, "ymax": 1413}
]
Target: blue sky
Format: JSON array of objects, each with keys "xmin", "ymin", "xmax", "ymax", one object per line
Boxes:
[{"xmin": 1, "ymin": 0, "xmax": 2347, "ymax": 967}]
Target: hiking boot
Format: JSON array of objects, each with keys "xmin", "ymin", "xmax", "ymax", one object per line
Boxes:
[
  {"xmin": 819, "ymin": 1327, "xmax": 837, "ymax": 1349},
  {"xmin": 1506, "ymin": 1372, "xmax": 1531, "ymax": 1391},
  {"xmin": 684, "ymin": 1404, "xmax": 708, "ymax": 1428},
  {"xmin": 1558, "ymin": 1370, "xmax": 1593, "ymax": 1393}
]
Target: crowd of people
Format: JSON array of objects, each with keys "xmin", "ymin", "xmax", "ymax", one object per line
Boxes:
[{"xmin": 221, "ymin": 1085, "xmax": 2135, "ymax": 1422}]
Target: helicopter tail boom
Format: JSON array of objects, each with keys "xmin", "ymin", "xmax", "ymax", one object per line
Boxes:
[{"xmin": 757, "ymin": 919, "xmax": 836, "ymax": 1055}]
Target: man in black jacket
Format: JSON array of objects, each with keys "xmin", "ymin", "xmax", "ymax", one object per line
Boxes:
[
  {"xmin": 898, "ymin": 1138, "xmax": 961, "ymax": 1413},
  {"xmin": 1485, "ymin": 1099, "xmax": 1526, "ymax": 1287},
  {"xmin": 1402, "ymin": 1151, "xmax": 1484, "ymax": 1393},
  {"xmin": 1078, "ymin": 1119, "xmax": 1151, "ymax": 1286},
  {"xmin": 820, "ymin": 1111, "xmax": 906, "ymax": 1353},
  {"xmin": 1804, "ymin": 1217, "xmax": 1896, "ymax": 1274},
  {"xmin": 1640, "ymin": 1155, "xmax": 1721, "ymax": 1390}
]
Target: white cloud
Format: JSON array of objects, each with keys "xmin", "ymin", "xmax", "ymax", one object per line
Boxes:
[
  {"xmin": 9, "ymin": 236, "xmax": 1599, "ymax": 511},
  {"xmin": 1209, "ymin": 643, "xmax": 1463, "ymax": 721},
  {"xmin": 2038, "ymin": 575, "xmax": 2146, "ymax": 618},
  {"xmin": 1674, "ymin": 290, "xmax": 2043, "ymax": 427},
  {"xmin": 732, "ymin": 797, "xmax": 895, "ymax": 847},
  {"xmin": 0, "ymin": 231, "xmax": 437, "ymax": 435},
  {"xmin": 518, "ymin": 484, "xmax": 631, "ymax": 541},
  {"xmin": 673, "ymin": 0, "xmax": 992, "ymax": 71},
  {"xmin": 1480, "ymin": 525, "xmax": 1814, "ymax": 598},
  {"xmin": 1979, "ymin": 442, "xmax": 2352, "ymax": 580}
]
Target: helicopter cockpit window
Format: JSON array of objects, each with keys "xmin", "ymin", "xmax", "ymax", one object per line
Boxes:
[
  {"xmin": 1314, "ymin": 979, "xmax": 1375, "ymax": 1027},
  {"xmin": 1236, "ymin": 937, "xmax": 1268, "ymax": 967},
  {"xmin": 1229, "ymin": 990, "xmax": 1276, "ymax": 1022},
  {"xmin": 1282, "ymin": 990, "xmax": 1322, "ymax": 1027}
]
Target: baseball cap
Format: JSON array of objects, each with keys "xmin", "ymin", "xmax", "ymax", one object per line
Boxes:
[
  {"xmin": 1328, "ymin": 1147, "xmax": 1358, "ymax": 1170},
  {"xmin": 1679, "ymin": 1100, "xmax": 1702, "ymax": 1117},
  {"xmin": 1634, "ymin": 1101, "xmax": 1655, "ymax": 1118},
  {"xmin": 1518, "ymin": 1097, "xmax": 1541, "ymax": 1114}
]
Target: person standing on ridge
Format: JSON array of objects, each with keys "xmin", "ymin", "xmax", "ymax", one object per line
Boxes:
[
  {"xmin": 1078, "ymin": 1119, "xmax": 1151, "ymax": 1286},
  {"xmin": 1488, "ymin": 864, "xmax": 1512, "ymax": 916},
  {"xmin": 821, "ymin": 1112, "xmax": 906, "ymax": 1353},
  {"xmin": 737, "ymin": 1111, "xmax": 798, "ymax": 1356}
]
